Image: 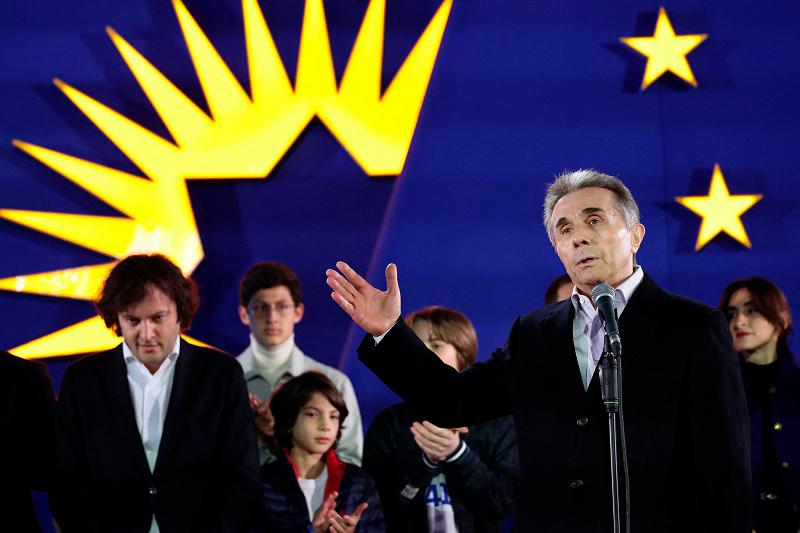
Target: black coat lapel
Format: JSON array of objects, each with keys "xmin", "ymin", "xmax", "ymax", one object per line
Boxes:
[
  {"xmin": 155, "ymin": 338, "xmax": 199, "ymax": 473},
  {"xmin": 617, "ymin": 272, "xmax": 663, "ymax": 366},
  {"xmin": 541, "ymin": 300, "xmax": 585, "ymax": 395},
  {"xmin": 101, "ymin": 345, "xmax": 150, "ymax": 473}
]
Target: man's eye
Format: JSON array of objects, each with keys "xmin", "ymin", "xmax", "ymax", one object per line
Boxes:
[{"xmin": 560, "ymin": 227, "xmax": 572, "ymax": 234}]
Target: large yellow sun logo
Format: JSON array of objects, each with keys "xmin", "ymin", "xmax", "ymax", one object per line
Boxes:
[{"xmin": 2, "ymin": 0, "xmax": 452, "ymax": 359}]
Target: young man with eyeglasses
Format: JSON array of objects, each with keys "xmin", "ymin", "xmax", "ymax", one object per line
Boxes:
[{"xmin": 236, "ymin": 262, "xmax": 364, "ymax": 465}]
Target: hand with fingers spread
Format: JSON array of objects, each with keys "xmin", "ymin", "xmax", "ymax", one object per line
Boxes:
[
  {"xmin": 325, "ymin": 261, "xmax": 401, "ymax": 337},
  {"xmin": 410, "ymin": 421, "xmax": 469, "ymax": 464},
  {"xmin": 326, "ymin": 502, "xmax": 369, "ymax": 533},
  {"xmin": 248, "ymin": 392, "xmax": 274, "ymax": 441},
  {"xmin": 312, "ymin": 491, "xmax": 339, "ymax": 533}
]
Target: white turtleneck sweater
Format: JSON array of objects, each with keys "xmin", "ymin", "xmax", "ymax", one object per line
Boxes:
[{"xmin": 249, "ymin": 334, "xmax": 294, "ymax": 388}]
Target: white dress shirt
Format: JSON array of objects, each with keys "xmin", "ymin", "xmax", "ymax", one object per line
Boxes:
[
  {"xmin": 122, "ymin": 336, "xmax": 181, "ymax": 533},
  {"xmin": 569, "ymin": 266, "xmax": 644, "ymax": 389}
]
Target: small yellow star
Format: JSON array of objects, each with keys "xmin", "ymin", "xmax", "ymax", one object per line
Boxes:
[
  {"xmin": 676, "ymin": 164, "xmax": 762, "ymax": 251},
  {"xmin": 621, "ymin": 7, "xmax": 707, "ymax": 90}
]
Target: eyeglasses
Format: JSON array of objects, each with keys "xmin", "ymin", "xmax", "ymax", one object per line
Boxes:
[{"xmin": 248, "ymin": 301, "xmax": 295, "ymax": 318}]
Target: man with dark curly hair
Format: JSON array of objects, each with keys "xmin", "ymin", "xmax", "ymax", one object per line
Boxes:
[{"xmin": 50, "ymin": 254, "xmax": 260, "ymax": 533}]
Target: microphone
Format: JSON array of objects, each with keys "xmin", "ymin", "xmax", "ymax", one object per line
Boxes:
[{"xmin": 591, "ymin": 283, "xmax": 622, "ymax": 358}]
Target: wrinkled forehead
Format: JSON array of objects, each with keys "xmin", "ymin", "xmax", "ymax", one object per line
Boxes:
[{"xmin": 552, "ymin": 187, "xmax": 619, "ymax": 220}]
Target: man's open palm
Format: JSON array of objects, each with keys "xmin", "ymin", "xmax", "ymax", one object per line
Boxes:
[{"xmin": 325, "ymin": 261, "xmax": 401, "ymax": 336}]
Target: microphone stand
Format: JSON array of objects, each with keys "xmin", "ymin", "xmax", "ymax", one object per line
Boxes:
[{"xmin": 600, "ymin": 334, "xmax": 622, "ymax": 533}]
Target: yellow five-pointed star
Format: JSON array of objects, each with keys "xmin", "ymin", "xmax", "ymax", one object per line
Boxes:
[
  {"xmin": 621, "ymin": 7, "xmax": 707, "ymax": 90},
  {"xmin": 676, "ymin": 164, "xmax": 762, "ymax": 251}
]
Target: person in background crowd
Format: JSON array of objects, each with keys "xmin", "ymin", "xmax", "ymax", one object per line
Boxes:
[
  {"xmin": 51, "ymin": 254, "xmax": 260, "ymax": 532},
  {"xmin": 544, "ymin": 274, "xmax": 573, "ymax": 305},
  {"xmin": 259, "ymin": 371, "xmax": 383, "ymax": 532},
  {"xmin": 363, "ymin": 306, "xmax": 518, "ymax": 532},
  {"xmin": 236, "ymin": 262, "xmax": 363, "ymax": 465},
  {"xmin": 720, "ymin": 277, "xmax": 800, "ymax": 533},
  {"xmin": 0, "ymin": 349, "xmax": 55, "ymax": 532}
]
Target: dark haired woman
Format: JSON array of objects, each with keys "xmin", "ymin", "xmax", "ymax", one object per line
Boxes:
[
  {"xmin": 720, "ymin": 277, "xmax": 800, "ymax": 533},
  {"xmin": 259, "ymin": 371, "xmax": 384, "ymax": 532}
]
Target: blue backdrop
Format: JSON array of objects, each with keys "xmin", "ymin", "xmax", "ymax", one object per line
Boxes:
[{"xmin": 3, "ymin": 0, "xmax": 800, "ymax": 528}]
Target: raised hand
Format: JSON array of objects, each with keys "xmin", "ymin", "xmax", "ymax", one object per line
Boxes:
[
  {"xmin": 312, "ymin": 491, "xmax": 338, "ymax": 533},
  {"xmin": 410, "ymin": 421, "xmax": 468, "ymax": 464},
  {"xmin": 248, "ymin": 392, "xmax": 274, "ymax": 441},
  {"xmin": 325, "ymin": 261, "xmax": 401, "ymax": 336},
  {"xmin": 326, "ymin": 502, "xmax": 369, "ymax": 533}
]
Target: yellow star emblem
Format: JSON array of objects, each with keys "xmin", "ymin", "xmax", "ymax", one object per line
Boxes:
[
  {"xmin": 621, "ymin": 7, "xmax": 707, "ymax": 90},
  {"xmin": 675, "ymin": 164, "xmax": 762, "ymax": 251}
]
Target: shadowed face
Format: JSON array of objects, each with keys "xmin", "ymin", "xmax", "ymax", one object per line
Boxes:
[
  {"xmin": 726, "ymin": 288, "xmax": 780, "ymax": 355},
  {"xmin": 551, "ymin": 187, "xmax": 644, "ymax": 295},
  {"xmin": 118, "ymin": 285, "xmax": 180, "ymax": 372},
  {"xmin": 411, "ymin": 318, "xmax": 462, "ymax": 371}
]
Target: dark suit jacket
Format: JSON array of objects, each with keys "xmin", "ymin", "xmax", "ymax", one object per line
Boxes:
[
  {"xmin": 0, "ymin": 350, "xmax": 55, "ymax": 533},
  {"xmin": 259, "ymin": 451, "xmax": 385, "ymax": 532},
  {"xmin": 359, "ymin": 273, "xmax": 752, "ymax": 533},
  {"xmin": 742, "ymin": 350, "xmax": 800, "ymax": 530},
  {"xmin": 50, "ymin": 339, "xmax": 261, "ymax": 533}
]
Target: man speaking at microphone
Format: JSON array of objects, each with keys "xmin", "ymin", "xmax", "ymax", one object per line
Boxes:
[{"xmin": 326, "ymin": 169, "xmax": 751, "ymax": 532}]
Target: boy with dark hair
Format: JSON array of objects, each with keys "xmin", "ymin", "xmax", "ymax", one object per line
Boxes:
[
  {"xmin": 236, "ymin": 261, "xmax": 363, "ymax": 465},
  {"xmin": 260, "ymin": 372, "xmax": 383, "ymax": 532}
]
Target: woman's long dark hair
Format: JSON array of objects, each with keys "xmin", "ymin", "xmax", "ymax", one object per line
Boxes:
[{"xmin": 719, "ymin": 276, "xmax": 794, "ymax": 359}]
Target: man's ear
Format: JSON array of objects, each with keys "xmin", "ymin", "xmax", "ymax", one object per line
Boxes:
[
  {"xmin": 238, "ymin": 305, "xmax": 251, "ymax": 326},
  {"xmin": 293, "ymin": 303, "xmax": 305, "ymax": 324},
  {"xmin": 630, "ymin": 223, "xmax": 645, "ymax": 253}
]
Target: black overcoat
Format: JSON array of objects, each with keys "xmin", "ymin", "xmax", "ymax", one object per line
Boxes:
[{"xmin": 359, "ymin": 273, "xmax": 752, "ymax": 533}]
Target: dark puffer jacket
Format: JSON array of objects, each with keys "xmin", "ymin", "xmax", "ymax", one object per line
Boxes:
[
  {"xmin": 259, "ymin": 450, "xmax": 384, "ymax": 532},
  {"xmin": 363, "ymin": 401, "xmax": 518, "ymax": 533}
]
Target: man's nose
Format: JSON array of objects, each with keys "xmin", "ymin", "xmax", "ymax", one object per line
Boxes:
[
  {"xmin": 141, "ymin": 320, "xmax": 155, "ymax": 339},
  {"xmin": 571, "ymin": 226, "xmax": 590, "ymax": 247}
]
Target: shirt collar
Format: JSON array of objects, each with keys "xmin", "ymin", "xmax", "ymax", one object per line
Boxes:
[
  {"xmin": 570, "ymin": 265, "xmax": 644, "ymax": 314},
  {"xmin": 287, "ymin": 344, "xmax": 307, "ymax": 377}
]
